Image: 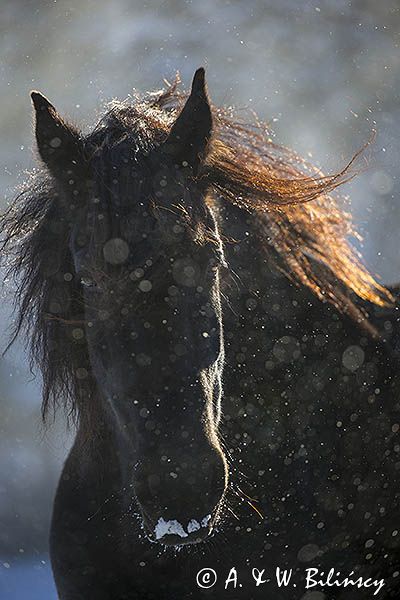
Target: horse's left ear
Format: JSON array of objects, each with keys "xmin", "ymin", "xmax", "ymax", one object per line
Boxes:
[
  {"xmin": 31, "ymin": 91, "xmax": 83, "ymax": 178},
  {"xmin": 164, "ymin": 67, "xmax": 212, "ymax": 173}
]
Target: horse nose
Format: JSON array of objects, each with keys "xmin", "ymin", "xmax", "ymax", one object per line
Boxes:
[{"xmin": 134, "ymin": 445, "xmax": 227, "ymax": 544}]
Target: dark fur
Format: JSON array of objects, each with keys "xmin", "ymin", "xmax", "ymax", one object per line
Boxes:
[
  {"xmin": 0, "ymin": 76, "xmax": 391, "ymax": 426},
  {"xmin": 2, "ymin": 72, "xmax": 400, "ymax": 599}
]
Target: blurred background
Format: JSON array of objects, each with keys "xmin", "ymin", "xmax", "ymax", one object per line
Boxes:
[{"xmin": 0, "ymin": 0, "xmax": 399, "ymax": 597}]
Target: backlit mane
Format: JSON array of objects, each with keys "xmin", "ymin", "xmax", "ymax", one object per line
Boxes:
[
  {"xmin": 151, "ymin": 76, "xmax": 392, "ymax": 312},
  {"xmin": 0, "ymin": 75, "xmax": 392, "ymax": 424}
]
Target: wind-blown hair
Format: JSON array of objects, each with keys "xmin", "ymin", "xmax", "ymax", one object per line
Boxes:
[
  {"xmin": 166, "ymin": 81, "xmax": 390, "ymax": 312},
  {"xmin": 0, "ymin": 75, "xmax": 392, "ymax": 423}
]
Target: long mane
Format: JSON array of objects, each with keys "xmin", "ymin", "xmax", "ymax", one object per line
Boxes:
[
  {"xmin": 153, "ymin": 77, "xmax": 391, "ymax": 312},
  {"xmin": 0, "ymin": 75, "xmax": 392, "ymax": 423}
]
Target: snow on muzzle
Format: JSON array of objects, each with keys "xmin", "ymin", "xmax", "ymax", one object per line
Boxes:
[
  {"xmin": 133, "ymin": 445, "xmax": 227, "ymax": 546},
  {"xmin": 151, "ymin": 514, "xmax": 213, "ymax": 545}
]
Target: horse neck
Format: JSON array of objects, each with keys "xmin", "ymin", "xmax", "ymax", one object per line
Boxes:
[
  {"xmin": 214, "ymin": 199, "xmax": 351, "ymax": 362},
  {"xmin": 216, "ymin": 199, "xmax": 304, "ymax": 308}
]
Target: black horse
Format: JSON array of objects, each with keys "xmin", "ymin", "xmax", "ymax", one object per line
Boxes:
[{"xmin": 2, "ymin": 68, "xmax": 400, "ymax": 599}]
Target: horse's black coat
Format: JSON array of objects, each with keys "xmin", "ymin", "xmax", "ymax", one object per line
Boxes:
[{"xmin": 2, "ymin": 69, "xmax": 400, "ymax": 599}]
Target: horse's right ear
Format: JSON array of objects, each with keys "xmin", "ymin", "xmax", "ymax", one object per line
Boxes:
[
  {"xmin": 163, "ymin": 68, "xmax": 212, "ymax": 174},
  {"xmin": 31, "ymin": 91, "xmax": 83, "ymax": 178}
]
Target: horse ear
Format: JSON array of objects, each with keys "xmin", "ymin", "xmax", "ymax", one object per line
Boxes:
[
  {"xmin": 164, "ymin": 67, "xmax": 212, "ymax": 173},
  {"xmin": 31, "ymin": 91, "xmax": 83, "ymax": 178}
]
